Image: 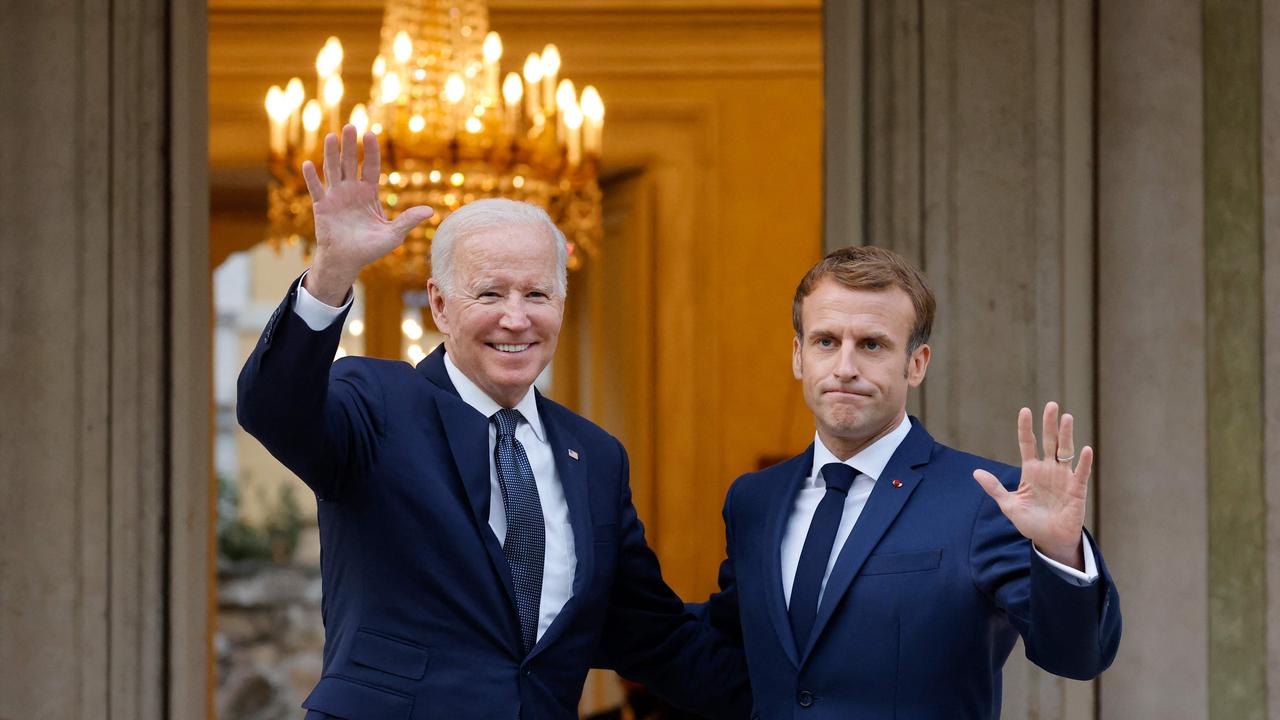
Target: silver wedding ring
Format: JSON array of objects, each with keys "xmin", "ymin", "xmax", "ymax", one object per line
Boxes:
[{"xmin": 1055, "ymin": 454, "xmax": 1074, "ymax": 464}]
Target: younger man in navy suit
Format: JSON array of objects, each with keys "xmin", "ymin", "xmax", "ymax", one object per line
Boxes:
[{"xmin": 705, "ymin": 246, "xmax": 1121, "ymax": 718}]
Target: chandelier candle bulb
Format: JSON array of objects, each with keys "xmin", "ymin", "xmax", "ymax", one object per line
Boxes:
[
  {"xmin": 285, "ymin": 77, "xmax": 305, "ymax": 147},
  {"xmin": 265, "ymin": 85, "xmax": 287, "ymax": 156},
  {"xmin": 580, "ymin": 85, "xmax": 604, "ymax": 155},
  {"xmin": 523, "ymin": 52, "xmax": 543, "ymax": 123},
  {"xmin": 564, "ymin": 102, "xmax": 583, "ymax": 167},
  {"xmin": 323, "ymin": 74, "xmax": 344, "ymax": 134},
  {"xmin": 350, "ymin": 104, "xmax": 369, "ymax": 136},
  {"xmin": 540, "ymin": 44, "xmax": 561, "ymax": 118},
  {"xmin": 502, "ymin": 72, "xmax": 523, "ymax": 137},
  {"xmin": 302, "ymin": 99, "xmax": 322, "ymax": 154},
  {"xmin": 555, "ymin": 79, "xmax": 576, "ymax": 144},
  {"xmin": 483, "ymin": 32, "xmax": 503, "ymax": 103}
]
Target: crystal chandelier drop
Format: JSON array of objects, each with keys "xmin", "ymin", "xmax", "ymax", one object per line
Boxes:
[{"xmin": 264, "ymin": 0, "xmax": 605, "ymax": 290}]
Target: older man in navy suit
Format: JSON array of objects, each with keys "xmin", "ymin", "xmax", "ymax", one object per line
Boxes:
[
  {"xmin": 704, "ymin": 246, "xmax": 1122, "ymax": 718},
  {"xmin": 238, "ymin": 126, "xmax": 748, "ymax": 719}
]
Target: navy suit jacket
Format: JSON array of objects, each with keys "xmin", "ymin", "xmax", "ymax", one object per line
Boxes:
[
  {"xmin": 237, "ymin": 278, "xmax": 749, "ymax": 720},
  {"xmin": 705, "ymin": 419, "xmax": 1121, "ymax": 719}
]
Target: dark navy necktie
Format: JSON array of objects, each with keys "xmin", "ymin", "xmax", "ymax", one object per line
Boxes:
[
  {"xmin": 789, "ymin": 462, "xmax": 857, "ymax": 653},
  {"xmin": 492, "ymin": 408, "xmax": 546, "ymax": 654}
]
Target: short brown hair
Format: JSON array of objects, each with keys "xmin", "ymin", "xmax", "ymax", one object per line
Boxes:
[{"xmin": 791, "ymin": 245, "xmax": 936, "ymax": 353}]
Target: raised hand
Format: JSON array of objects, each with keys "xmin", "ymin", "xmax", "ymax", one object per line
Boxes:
[
  {"xmin": 973, "ymin": 402, "xmax": 1093, "ymax": 570},
  {"xmin": 300, "ymin": 124, "xmax": 434, "ymax": 305}
]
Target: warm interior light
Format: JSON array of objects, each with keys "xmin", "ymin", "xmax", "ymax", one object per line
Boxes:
[
  {"xmin": 465, "ymin": 116, "xmax": 483, "ymax": 134},
  {"xmin": 444, "ymin": 73, "xmax": 466, "ymax": 104},
  {"xmin": 316, "ymin": 36, "xmax": 343, "ymax": 78},
  {"xmin": 450, "ymin": 172, "xmax": 465, "ymax": 186},
  {"xmin": 555, "ymin": 79, "xmax": 577, "ymax": 113},
  {"xmin": 523, "ymin": 53, "xmax": 543, "ymax": 83},
  {"xmin": 563, "ymin": 103, "xmax": 583, "ymax": 130},
  {"xmin": 540, "ymin": 44, "xmax": 561, "ymax": 77},
  {"xmin": 401, "ymin": 318, "xmax": 423, "ymax": 341},
  {"xmin": 372, "ymin": 55, "xmax": 386, "ymax": 78},
  {"xmin": 302, "ymin": 100, "xmax": 322, "ymax": 131},
  {"xmin": 393, "ymin": 31, "xmax": 413, "ymax": 64},
  {"xmin": 409, "ymin": 115, "xmax": 425, "ymax": 133},
  {"xmin": 502, "ymin": 73, "xmax": 523, "ymax": 105},
  {"xmin": 285, "ymin": 77, "xmax": 305, "ymax": 110},
  {"xmin": 264, "ymin": 85, "xmax": 285, "ymax": 118},
  {"xmin": 323, "ymin": 74, "xmax": 344, "ymax": 107},
  {"xmin": 483, "ymin": 32, "xmax": 503, "ymax": 64},
  {"xmin": 406, "ymin": 344, "xmax": 426, "ymax": 365},
  {"xmin": 580, "ymin": 85, "xmax": 604, "ymax": 123},
  {"xmin": 349, "ymin": 104, "xmax": 369, "ymax": 135},
  {"xmin": 381, "ymin": 72, "xmax": 401, "ymax": 104},
  {"xmin": 348, "ymin": 319, "xmax": 364, "ymax": 337}
]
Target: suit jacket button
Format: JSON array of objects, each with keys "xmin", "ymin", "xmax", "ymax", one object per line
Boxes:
[
  {"xmin": 522, "ymin": 667, "xmax": 532, "ymax": 677},
  {"xmin": 798, "ymin": 690, "xmax": 814, "ymax": 707}
]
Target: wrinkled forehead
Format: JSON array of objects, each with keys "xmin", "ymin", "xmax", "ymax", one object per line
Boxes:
[
  {"xmin": 802, "ymin": 282, "xmax": 915, "ymax": 338},
  {"xmin": 454, "ymin": 223, "xmax": 559, "ymax": 281}
]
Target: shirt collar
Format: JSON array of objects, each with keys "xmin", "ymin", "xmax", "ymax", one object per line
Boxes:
[
  {"xmin": 809, "ymin": 414, "xmax": 912, "ymax": 486},
  {"xmin": 443, "ymin": 352, "xmax": 547, "ymax": 443}
]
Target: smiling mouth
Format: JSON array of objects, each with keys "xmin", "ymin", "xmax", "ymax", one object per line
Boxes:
[{"xmin": 489, "ymin": 343, "xmax": 532, "ymax": 353}]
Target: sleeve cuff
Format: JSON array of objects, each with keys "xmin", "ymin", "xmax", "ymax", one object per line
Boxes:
[
  {"xmin": 293, "ymin": 269, "xmax": 353, "ymax": 331},
  {"xmin": 1034, "ymin": 532, "xmax": 1099, "ymax": 586}
]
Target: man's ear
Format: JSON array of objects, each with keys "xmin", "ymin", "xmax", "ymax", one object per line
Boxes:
[
  {"xmin": 792, "ymin": 335, "xmax": 803, "ymax": 380},
  {"xmin": 427, "ymin": 280, "xmax": 450, "ymax": 335},
  {"xmin": 906, "ymin": 343, "xmax": 931, "ymax": 387}
]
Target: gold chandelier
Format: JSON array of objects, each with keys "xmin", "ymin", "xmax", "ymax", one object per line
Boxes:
[{"xmin": 264, "ymin": 0, "xmax": 605, "ymax": 291}]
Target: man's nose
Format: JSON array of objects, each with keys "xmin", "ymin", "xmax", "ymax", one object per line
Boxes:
[
  {"xmin": 832, "ymin": 343, "xmax": 859, "ymax": 380},
  {"xmin": 497, "ymin": 296, "xmax": 532, "ymax": 330}
]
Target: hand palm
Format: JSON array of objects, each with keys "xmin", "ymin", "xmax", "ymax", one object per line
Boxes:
[
  {"xmin": 973, "ymin": 403, "xmax": 1093, "ymax": 565},
  {"xmin": 302, "ymin": 126, "xmax": 433, "ymax": 282}
]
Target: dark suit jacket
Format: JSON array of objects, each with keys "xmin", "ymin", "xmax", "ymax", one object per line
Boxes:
[
  {"xmin": 705, "ymin": 419, "xmax": 1121, "ymax": 719},
  {"xmin": 237, "ymin": 278, "xmax": 749, "ymax": 720}
]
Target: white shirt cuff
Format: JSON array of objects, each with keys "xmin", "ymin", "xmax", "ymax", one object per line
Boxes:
[
  {"xmin": 1034, "ymin": 532, "xmax": 1099, "ymax": 586},
  {"xmin": 293, "ymin": 270, "xmax": 353, "ymax": 331}
]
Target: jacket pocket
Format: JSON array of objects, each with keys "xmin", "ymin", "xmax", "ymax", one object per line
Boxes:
[
  {"xmin": 302, "ymin": 674, "xmax": 414, "ymax": 720},
  {"xmin": 861, "ymin": 548, "xmax": 942, "ymax": 576},
  {"xmin": 350, "ymin": 628, "xmax": 430, "ymax": 680}
]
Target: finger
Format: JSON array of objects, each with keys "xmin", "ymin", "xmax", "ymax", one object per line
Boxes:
[
  {"xmin": 389, "ymin": 205, "xmax": 435, "ymax": 238},
  {"xmin": 340, "ymin": 124, "xmax": 358, "ymax": 181},
  {"xmin": 1017, "ymin": 407, "xmax": 1036, "ymax": 463},
  {"xmin": 1074, "ymin": 445, "xmax": 1094, "ymax": 487},
  {"xmin": 1041, "ymin": 401, "xmax": 1059, "ymax": 460},
  {"xmin": 1057, "ymin": 412, "xmax": 1075, "ymax": 461},
  {"xmin": 361, "ymin": 131, "xmax": 380, "ymax": 185},
  {"xmin": 973, "ymin": 469, "xmax": 1011, "ymax": 508},
  {"xmin": 322, "ymin": 133, "xmax": 340, "ymax": 189},
  {"xmin": 302, "ymin": 160, "xmax": 325, "ymax": 203}
]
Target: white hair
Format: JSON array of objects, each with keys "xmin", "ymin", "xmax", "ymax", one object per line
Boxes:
[{"xmin": 430, "ymin": 198, "xmax": 569, "ymax": 297}]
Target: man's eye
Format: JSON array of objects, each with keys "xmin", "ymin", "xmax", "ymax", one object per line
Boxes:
[
  {"xmin": 528, "ymin": 291, "xmax": 549, "ymax": 300},
  {"xmin": 817, "ymin": 338, "xmax": 835, "ymax": 348},
  {"xmin": 865, "ymin": 340, "xmax": 881, "ymax": 351},
  {"xmin": 479, "ymin": 291, "xmax": 500, "ymax": 299}
]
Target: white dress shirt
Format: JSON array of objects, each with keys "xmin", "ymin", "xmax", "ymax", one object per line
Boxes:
[
  {"xmin": 780, "ymin": 415, "xmax": 1098, "ymax": 609},
  {"xmin": 293, "ymin": 278, "xmax": 575, "ymax": 642}
]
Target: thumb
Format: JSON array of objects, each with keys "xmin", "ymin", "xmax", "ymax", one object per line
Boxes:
[
  {"xmin": 973, "ymin": 469, "xmax": 1010, "ymax": 507},
  {"xmin": 389, "ymin": 205, "xmax": 434, "ymax": 237}
]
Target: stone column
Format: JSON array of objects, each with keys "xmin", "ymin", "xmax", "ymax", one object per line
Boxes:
[
  {"xmin": 0, "ymin": 0, "xmax": 209, "ymax": 717},
  {"xmin": 829, "ymin": 1, "xmax": 1097, "ymax": 717},
  {"xmin": 1099, "ymin": 0, "xmax": 1277, "ymax": 717}
]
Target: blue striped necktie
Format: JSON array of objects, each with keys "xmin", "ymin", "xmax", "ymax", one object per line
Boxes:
[
  {"xmin": 789, "ymin": 462, "xmax": 857, "ymax": 653},
  {"xmin": 492, "ymin": 408, "xmax": 546, "ymax": 654}
]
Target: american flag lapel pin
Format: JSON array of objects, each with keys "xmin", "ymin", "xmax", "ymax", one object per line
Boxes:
[{"xmin": 568, "ymin": 449, "xmax": 580, "ymax": 460}]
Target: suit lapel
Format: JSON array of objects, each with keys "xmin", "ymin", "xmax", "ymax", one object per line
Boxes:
[
  {"xmin": 419, "ymin": 348, "xmax": 521, "ymax": 629},
  {"xmin": 763, "ymin": 446, "xmax": 813, "ymax": 669},
  {"xmin": 799, "ymin": 420, "xmax": 935, "ymax": 663},
  {"xmin": 526, "ymin": 393, "xmax": 593, "ymax": 662}
]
